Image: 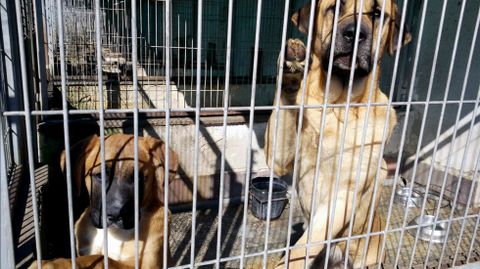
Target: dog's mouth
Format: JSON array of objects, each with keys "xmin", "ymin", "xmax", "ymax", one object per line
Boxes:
[
  {"xmin": 90, "ymin": 207, "xmax": 137, "ymax": 230},
  {"xmin": 91, "ymin": 214, "xmax": 136, "ymax": 230},
  {"xmin": 328, "ymin": 52, "xmax": 371, "ymax": 78},
  {"xmin": 322, "ymin": 45, "xmax": 372, "ymax": 79}
]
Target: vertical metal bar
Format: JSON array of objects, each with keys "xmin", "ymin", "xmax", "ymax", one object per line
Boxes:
[
  {"xmin": 203, "ymin": 60, "xmax": 207, "ymax": 106},
  {"xmin": 388, "ymin": 0, "xmax": 430, "ymax": 266},
  {"xmin": 418, "ymin": 1, "xmax": 480, "ymax": 264},
  {"xmin": 161, "ymin": 1, "xmax": 166, "ymax": 75},
  {"xmin": 183, "ymin": 21, "xmax": 187, "ymax": 104},
  {"xmin": 290, "ymin": 0, "xmax": 318, "ymax": 265},
  {"xmin": 466, "ymin": 205, "xmax": 480, "ymax": 262},
  {"xmin": 154, "ymin": 0, "xmax": 158, "ymax": 77},
  {"xmin": 242, "ymin": 0, "xmax": 272, "ymax": 268},
  {"xmin": 216, "ymin": 77, "xmax": 219, "ymax": 107},
  {"xmin": 0, "ymin": 113, "xmax": 14, "ymax": 269},
  {"xmin": 372, "ymin": 0, "xmax": 423, "ymax": 265},
  {"xmin": 340, "ymin": 1, "xmax": 388, "ymax": 267},
  {"xmin": 131, "ymin": 0, "xmax": 140, "ymax": 267},
  {"xmin": 163, "ymin": 0, "xmax": 172, "ymax": 269},
  {"xmin": 1, "ymin": 0, "xmax": 24, "ymax": 166},
  {"xmin": 345, "ymin": 2, "xmax": 407, "ymax": 268},
  {"xmin": 94, "ymin": 0, "xmax": 109, "ymax": 267},
  {"xmin": 32, "ymin": 0, "xmax": 48, "ymax": 111},
  {"xmin": 147, "ymin": 0, "xmax": 151, "ymax": 77},
  {"xmin": 432, "ymin": 6, "xmax": 476, "ymax": 265},
  {"xmin": 315, "ymin": 1, "xmax": 368, "ymax": 267},
  {"xmin": 214, "ymin": 0, "xmax": 233, "ymax": 268},
  {"xmin": 407, "ymin": 0, "xmax": 468, "ymax": 265},
  {"xmin": 239, "ymin": 0, "xmax": 265, "ymax": 266},
  {"xmin": 389, "ymin": 3, "xmax": 449, "ymax": 261},
  {"xmin": 190, "ymin": 0, "xmax": 202, "ymax": 267},
  {"xmin": 177, "ymin": 14, "xmax": 180, "ymax": 105},
  {"xmin": 209, "ymin": 66, "xmax": 212, "ymax": 107},
  {"xmin": 55, "ymin": 0, "xmax": 77, "ymax": 267},
  {"xmin": 14, "ymin": 0, "xmax": 43, "ymax": 266},
  {"xmin": 238, "ymin": 0, "xmax": 278, "ymax": 266},
  {"xmin": 281, "ymin": 0, "xmax": 341, "ymax": 267},
  {"xmin": 191, "ymin": 38, "xmax": 194, "ymax": 95},
  {"xmin": 409, "ymin": 6, "xmax": 465, "ymax": 262},
  {"xmin": 452, "ymin": 127, "xmax": 480, "ymax": 266}
]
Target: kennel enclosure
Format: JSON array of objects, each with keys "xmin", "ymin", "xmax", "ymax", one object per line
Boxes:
[{"xmin": 1, "ymin": 0, "xmax": 480, "ymax": 268}]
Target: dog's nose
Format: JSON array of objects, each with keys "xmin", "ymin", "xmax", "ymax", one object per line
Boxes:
[
  {"xmin": 341, "ymin": 23, "xmax": 368, "ymax": 44},
  {"xmin": 107, "ymin": 214, "xmax": 120, "ymax": 223}
]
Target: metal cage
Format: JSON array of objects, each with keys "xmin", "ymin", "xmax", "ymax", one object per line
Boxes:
[{"xmin": 1, "ymin": 0, "xmax": 480, "ymax": 268}]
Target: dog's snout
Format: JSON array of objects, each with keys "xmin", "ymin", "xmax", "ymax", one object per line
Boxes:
[
  {"xmin": 342, "ymin": 23, "xmax": 368, "ymax": 43},
  {"xmin": 107, "ymin": 214, "xmax": 119, "ymax": 223},
  {"xmin": 340, "ymin": 22, "xmax": 370, "ymax": 45},
  {"xmin": 325, "ymin": 18, "xmax": 373, "ymax": 77},
  {"xmin": 103, "ymin": 202, "xmax": 135, "ymax": 229}
]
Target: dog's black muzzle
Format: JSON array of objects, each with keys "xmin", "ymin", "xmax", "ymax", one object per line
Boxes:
[
  {"xmin": 105, "ymin": 200, "xmax": 135, "ymax": 229},
  {"xmin": 90, "ymin": 175, "xmax": 142, "ymax": 230},
  {"xmin": 324, "ymin": 19, "xmax": 372, "ymax": 78}
]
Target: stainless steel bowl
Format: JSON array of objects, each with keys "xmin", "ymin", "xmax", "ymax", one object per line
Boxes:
[
  {"xmin": 394, "ymin": 187, "xmax": 422, "ymax": 207},
  {"xmin": 408, "ymin": 215, "xmax": 448, "ymax": 243}
]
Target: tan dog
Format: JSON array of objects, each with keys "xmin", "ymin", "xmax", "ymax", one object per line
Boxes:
[
  {"xmin": 265, "ymin": 0, "xmax": 411, "ymax": 268},
  {"xmin": 30, "ymin": 134, "xmax": 178, "ymax": 269}
]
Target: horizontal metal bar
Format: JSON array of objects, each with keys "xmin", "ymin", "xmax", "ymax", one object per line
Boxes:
[
  {"xmin": 146, "ymin": 45, "xmax": 199, "ymax": 50},
  {"xmin": 2, "ymin": 99, "xmax": 478, "ymax": 117}
]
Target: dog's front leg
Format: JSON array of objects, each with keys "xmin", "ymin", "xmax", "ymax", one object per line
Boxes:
[
  {"xmin": 276, "ymin": 190, "xmax": 356, "ymax": 269},
  {"xmin": 265, "ymin": 91, "xmax": 298, "ymax": 176},
  {"xmin": 265, "ymin": 39, "xmax": 307, "ymax": 176}
]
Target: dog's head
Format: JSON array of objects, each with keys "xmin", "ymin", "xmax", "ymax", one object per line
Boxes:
[
  {"xmin": 62, "ymin": 134, "xmax": 178, "ymax": 230},
  {"xmin": 293, "ymin": 0, "xmax": 411, "ymax": 79}
]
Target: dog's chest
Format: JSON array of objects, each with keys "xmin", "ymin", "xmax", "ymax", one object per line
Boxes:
[
  {"xmin": 304, "ymin": 109, "xmax": 381, "ymax": 146},
  {"xmin": 88, "ymin": 228, "xmax": 136, "ymax": 260}
]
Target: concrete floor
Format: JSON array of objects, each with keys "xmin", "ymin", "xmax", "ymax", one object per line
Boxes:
[
  {"xmin": 169, "ymin": 184, "xmax": 480, "ymax": 268},
  {"xmin": 14, "ymin": 165, "xmax": 480, "ymax": 268},
  {"xmin": 170, "ymin": 199, "xmax": 304, "ymax": 268}
]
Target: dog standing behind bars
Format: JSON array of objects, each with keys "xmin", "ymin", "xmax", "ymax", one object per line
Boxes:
[
  {"xmin": 29, "ymin": 134, "xmax": 178, "ymax": 269},
  {"xmin": 265, "ymin": 0, "xmax": 411, "ymax": 268}
]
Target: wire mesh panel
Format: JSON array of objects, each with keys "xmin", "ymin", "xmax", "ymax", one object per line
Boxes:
[{"xmin": 1, "ymin": 0, "xmax": 480, "ymax": 268}]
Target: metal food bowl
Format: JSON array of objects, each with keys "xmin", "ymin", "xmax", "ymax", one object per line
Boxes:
[
  {"xmin": 408, "ymin": 215, "xmax": 449, "ymax": 243},
  {"xmin": 394, "ymin": 187, "xmax": 422, "ymax": 207}
]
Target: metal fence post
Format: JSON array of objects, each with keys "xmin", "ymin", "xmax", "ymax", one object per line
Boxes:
[{"xmin": 0, "ymin": 117, "xmax": 15, "ymax": 269}]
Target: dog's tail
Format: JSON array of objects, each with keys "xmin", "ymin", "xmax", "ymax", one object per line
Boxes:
[{"xmin": 310, "ymin": 244, "xmax": 353, "ymax": 269}]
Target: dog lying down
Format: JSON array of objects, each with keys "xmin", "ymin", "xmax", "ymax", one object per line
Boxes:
[{"xmin": 29, "ymin": 134, "xmax": 178, "ymax": 269}]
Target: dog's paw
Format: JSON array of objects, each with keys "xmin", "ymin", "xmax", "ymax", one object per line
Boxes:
[
  {"xmin": 309, "ymin": 244, "xmax": 353, "ymax": 269},
  {"xmin": 277, "ymin": 38, "xmax": 307, "ymax": 95},
  {"xmin": 284, "ymin": 38, "xmax": 307, "ymax": 74}
]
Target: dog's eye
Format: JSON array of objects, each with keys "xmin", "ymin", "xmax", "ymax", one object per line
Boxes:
[
  {"xmin": 91, "ymin": 168, "xmax": 110, "ymax": 182},
  {"xmin": 373, "ymin": 7, "xmax": 383, "ymax": 18},
  {"xmin": 92, "ymin": 173, "xmax": 103, "ymax": 181},
  {"xmin": 93, "ymin": 172, "xmax": 106, "ymax": 181},
  {"xmin": 325, "ymin": 5, "xmax": 335, "ymax": 15}
]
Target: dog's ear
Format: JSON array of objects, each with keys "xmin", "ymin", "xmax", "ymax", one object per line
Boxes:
[
  {"xmin": 388, "ymin": 3, "xmax": 412, "ymax": 55},
  {"xmin": 291, "ymin": 1, "xmax": 314, "ymax": 34},
  {"xmin": 144, "ymin": 136, "xmax": 179, "ymax": 184},
  {"xmin": 60, "ymin": 135, "xmax": 99, "ymax": 197}
]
